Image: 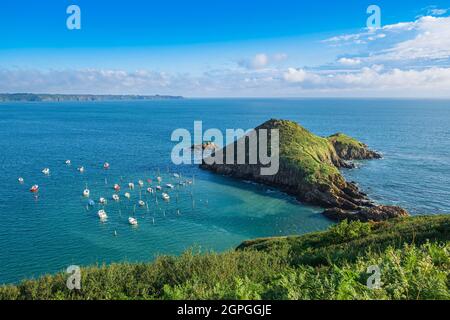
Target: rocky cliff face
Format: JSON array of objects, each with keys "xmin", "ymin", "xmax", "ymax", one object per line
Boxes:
[{"xmin": 200, "ymin": 119, "xmax": 408, "ymax": 222}]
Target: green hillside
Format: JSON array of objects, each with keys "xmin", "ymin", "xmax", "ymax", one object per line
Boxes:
[{"xmin": 1, "ymin": 215, "xmax": 448, "ymax": 300}]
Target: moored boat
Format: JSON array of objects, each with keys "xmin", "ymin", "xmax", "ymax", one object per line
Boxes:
[
  {"xmin": 97, "ymin": 209, "xmax": 108, "ymax": 220},
  {"xmin": 162, "ymin": 193, "xmax": 170, "ymax": 201},
  {"xmin": 128, "ymin": 217, "xmax": 138, "ymax": 225},
  {"xmin": 30, "ymin": 185, "xmax": 39, "ymax": 193}
]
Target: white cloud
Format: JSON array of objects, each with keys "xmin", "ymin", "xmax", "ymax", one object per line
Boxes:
[
  {"xmin": 338, "ymin": 57, "xmax": 361, "ymax": 66},
  {"xmin": 239, "ymin": 53, "xmax": 269, "ymax": 69},
  {"xmin": 282, "ymin": 65, "xmax": 450, "ymax": 94},
  {"xmin": 238, "ymin": 53, "xmax": 288, "ymax": 70}
]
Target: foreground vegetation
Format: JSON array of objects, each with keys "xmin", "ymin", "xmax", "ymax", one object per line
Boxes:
[{"xmin": 1, "ymin": 215, "xmax": 449, "ymax": 300}]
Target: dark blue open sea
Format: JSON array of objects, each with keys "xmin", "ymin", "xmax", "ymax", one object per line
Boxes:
[{"xmin": 0, "ymin": 98, "xmax": 449, "ymax": 284}]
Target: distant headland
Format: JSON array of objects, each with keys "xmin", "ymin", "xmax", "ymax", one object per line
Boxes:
[{"xmin": 0, "ymin": 93, "xmax": 183, "ymax": 102}]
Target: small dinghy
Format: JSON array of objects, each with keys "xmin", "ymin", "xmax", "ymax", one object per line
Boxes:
[
  {"xmin": 156, "ymin": 185, "xmax": 162, "ymax": 191},
  {"xmin": 103, "ymin": 162, "xmax": 110, "ymax": 170},
  {"xmin": 65, "ymin": 160, "xmax": 71, "ymax": 165},
  {"xmin": 166, "ymin": 183, "xmax": 174, "ymax": 189},
  {"xmin": 128, "ymin": 217, "xmax": 138, "ymax": 226},
  {"xmin": 88, "ymin": 199, "xmax": 95, "ymax": 206},
  {"xmin": 112, "ymin": 194, "xmax": 120, "ymax": 201},
  {"xmin": 42, "ymin": 168, "xmax": 50, "ymax": 175},
  {"xmin": 97, "ymin": 209, "xmax": 108, "ymax": 220},
  {"xmin": 113, "ymin": 184, "xmax": 120, "ymax": 191},
  {"xmin": 78, "ymin": 166, "xmax": 85, "ymax": 173},
  {"xmin": 147, "ymin": 187, "xmax": 154, "ymax": 194},
  {"xmin": 162, "ymin": 193, "xmax": 170, "ymax": 201},
  {"xmin": 83, "ymin": 189, "xmax": 90, "ymax": 197},
  {"xmin": 138, "ymin": 180, "xmax": 144, "ymax": 187},
  {"xmin": 128, "ymin": 182, "xmax": 135, "ymax": 190},
  {"xmin": 99, "ymin": 197, "xmax": 107, "ymax": 205},
  {"xmin": 18, "ymin": 177, "xmax": 24, "ymax": 184},
  {"xmin": 30, "ymin": 185, "xmax": 39, "ymax": 193},
  {"xmin": 138, "ymin": 200, "xmax": 145, "ymax": 207},
  {"xmin": 124, "ymin": 192, "xmax": 131, "ymax": 199},
  {"xmin": 173, "ymin": 173, "xmax": 180, "ymax": 178},
  {"xmin": 156, "ymin": 176, "xmax": 162, "ymax": 182}
]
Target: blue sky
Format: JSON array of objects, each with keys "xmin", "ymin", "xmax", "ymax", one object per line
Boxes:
[{"xmin": 1, "ymin": 0, "xmax": 450, "ymax": 96}]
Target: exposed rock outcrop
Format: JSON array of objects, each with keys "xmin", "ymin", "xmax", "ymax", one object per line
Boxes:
[
  {"xmin": 327, "ymin": 133, "xmax": 382, "ymax": 161},
  {"xmin": 323, "ymin": 205, "xmax": 409, "ymax": 222},
  {"xmin": 200, "ymin": 119, "xmax": 408, "ymax": 222}
]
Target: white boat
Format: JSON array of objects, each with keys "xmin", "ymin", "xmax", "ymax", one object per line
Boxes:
[
  {"xmin": 30, "ymin": 184, "xmax": 39, "ymax": 193},
  {"xmin": 138, "ymin": 180, "xmax": 144, "ymax": 187},
  {"xmin": 97, "ymin": 209, "xmax": 108, "ymax": 220},
  {"xmin": 128, "ymin": 217, "xmax": 138, "ymax": 225},
  {"xmin": 112, "ymin": 194, "xmax": 120, "ymax": 201},
  {"xmin": 124, "ymin": 192, "xmax": 131, "ymax": 199},
  {"xmin": 18, "ymin": 177, "xmax": 24, "ymax": 183},
  {"xmin": 42, "ymin": 168, "xmax": 50, "ymax": 175},
  {"xmin": 173, "ymin": 173, "xmax": 180, "ymax": 178},
  {"xmin": 166, "ymin": 183, "xmax": 174, "ymax": 189},
  {"xmin": 162, "ymin": 193, "xmax": 170, "ymax": 201},
  {"xmin": 156, "ymin": 176, "xmax": 162, "ymax": 182},
  {"xmin": 128, "ymin": 182, "xmax": 135, "ymax": 190},
  {"xmin": 78, "ymin": 166, "xmax": 85, "ymax": 173},
  {"xmin": 83, "ymin": 189, "xmax": 90, "ymax": 197},
  {"xmin": 138, "ymin": 200, "xmax": 145, "ymax": 207},
  {"xmin": 156, "ymin": 186, "xmax": 162, "ymax": 191},
  {"xmin": 99, "ymin": 197, "xmax": 107, "ymax": 205},
  {"xmin": 147, "ymin": 187, "xmax": 154, "ymax": 193},
  {"xmin": 103, "ymin": 162, "xmax": 110, "ymax": 170},
  {"xmin": 65, "ymin": 160, "xmax": 71, "ymax": 165}
]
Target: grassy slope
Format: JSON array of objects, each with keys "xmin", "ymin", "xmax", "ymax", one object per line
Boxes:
[
  {"xmin": 1, "ymin": 215, "xmax": 449, "ymax": 300},
  {"xmin": 327, "ymin": 133, "xmax": 367, "ymax": 149},
  {"xmin": 262, "ymin": 119, "xmax": 341, "ymax": 184}
]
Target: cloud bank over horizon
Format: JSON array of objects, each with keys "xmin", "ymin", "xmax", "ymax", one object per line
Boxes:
[{"xmin": 1, "ymin": 11, "xmax": 450, "ymax": 97}]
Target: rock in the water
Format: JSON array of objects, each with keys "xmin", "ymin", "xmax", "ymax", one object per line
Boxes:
[{"xmin": 191, "ymin": 141, "xmax": 218, "ymax": 150}]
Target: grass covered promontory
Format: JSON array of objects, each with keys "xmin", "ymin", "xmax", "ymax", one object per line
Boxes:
[
  {"xmin": 201, "ymin": 119, "xmax": 407, "ymax": 221},
  {"xmin": 1, "ymin": 215, "xmax": 449, "ymax": 300}
]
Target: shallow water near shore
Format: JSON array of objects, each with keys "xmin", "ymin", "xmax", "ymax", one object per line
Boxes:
[{"xmin": 0, "ymin": 98, "xmax": 449, "ymax": 284}]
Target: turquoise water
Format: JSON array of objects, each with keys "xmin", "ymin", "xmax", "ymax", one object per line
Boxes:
[{"xmin": 0, "ymin": 99, "xmax": 449, "ymax": 284}]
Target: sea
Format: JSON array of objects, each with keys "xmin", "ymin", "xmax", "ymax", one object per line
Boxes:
[{"xmin": 0, "ymin": 98, "xmax": 449, "ymax": 284}]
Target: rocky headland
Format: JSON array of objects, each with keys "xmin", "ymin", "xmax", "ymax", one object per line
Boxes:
[{"xmin": 200, "ymin": 119, "xmax": 408, "ymax": 221}]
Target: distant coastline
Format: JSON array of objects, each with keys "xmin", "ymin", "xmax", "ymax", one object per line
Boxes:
[{"xmin": 0, "ymin": 93, "xmax": 183, "ymax": 102}]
